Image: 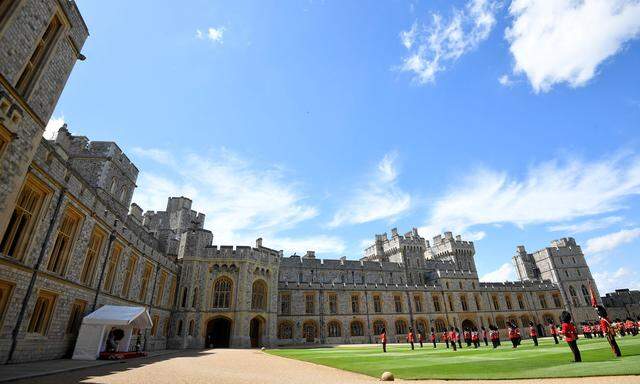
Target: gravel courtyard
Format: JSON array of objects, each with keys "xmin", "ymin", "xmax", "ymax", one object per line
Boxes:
[{"xmin": 10, "ymin": 348, "xmax": 640, "ymax": 384}]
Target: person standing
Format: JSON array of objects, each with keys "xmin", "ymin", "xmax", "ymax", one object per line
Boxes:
[
  {"xmin": 560, "ymin": 311, "xmax": 581, "ymax": 363},
  {"xmin": 456, "ymin": 327, "xmax": 463, "ymax": 349},
  {"xmin": 430, "ymin": 327, "xmax": 437, "ymax": 348},
  {"xmin": 508, "ymin": 323, "xmax": 518, "ymax": 348},
  {"xmin": 464, "ymin": 328, "xmax": 471, "ymax": 347},
  {"xmin": 596, "ymin": 305, "xmax": 622, "ymax": 357},
  {"xmin": 443, "ymin": 330, "xmax": 450, "ymax": 349},
  {"xmin": 529, "ymin": 321, "xmax": 538, "ymax": 346},
  {"xmin": 481, "ymin": 326, "xmax": 488, "ymax": 346},
  {"xmin": 418, "ymin": 329, "xmax": 425, "ymax": 348},
  {"xmin": 472, "ymin": 328, "xmax": 480, "ymax": 348},
  {"xmin": 407, "ymin": 327, "xmax": 415, "ymax": 350},
  {"xmin": 449, "ymin": 327, "xmax": 458, "ymax": 351},
  {"xmin": 380, "ymin": 327, "xmax": 387, "ymax": 353},
  {"xmin": 490, "ymin": 326, "xmax": 500, "ymax": 349}
]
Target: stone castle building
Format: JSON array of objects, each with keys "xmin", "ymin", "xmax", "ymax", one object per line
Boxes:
[{"xmin": 0, "ymin": 0, "xmax": 605, "ymax": 364}]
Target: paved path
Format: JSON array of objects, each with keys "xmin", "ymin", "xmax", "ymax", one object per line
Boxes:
[{"xmin": 8, "ymin": 348, "xmax": 640, "ymax": 384}]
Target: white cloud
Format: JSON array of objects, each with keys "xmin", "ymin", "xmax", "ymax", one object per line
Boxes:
[
  {"xmin": 423, "ymin": 153, "xmax": 640, "ymax": 236},
  {"xmin": 593, "ymin": 267, "xmax": 640, "ymax": 294},
  {"xmin": 132, "ymin": 148, "xmax": 318, "ymax": 245},
  {"xmin": 548, "ymin": 216, "xmax": 624, "ymax": 234},
  {"xmin": 585, "ymin": 227, "xmax": 640, "ymax": 254},
  {"xmin": 269, "ymin": 235, "xmax": 346, "ymax": 255},
  {"xmin": 480, "ymin": 262, "xmax": 517, "ymax": 282},
  {"xmin": 196, "ymin": 27, "xmax": 225, "ymax": 43},
  {"xmin": 131, "ymin": 147, "xmax": 174, "ymax": 165},
  {"xmin": 44, "ymin": 115, "xmax": 65, "ymax": 140},
  {"xmin": 505, "ymin": 0, "xmax": 640, "ymax": 93},
  {"xmin": 399, "ymin": 0, "xmax": 500, "ymax": 83},
  {"xmin": 498, "ymin": 74, "xmax": 514, "ymax": 86},
  {"xmin": 329, "ymin": 152, "xmax": 411, "ymax": 227}
]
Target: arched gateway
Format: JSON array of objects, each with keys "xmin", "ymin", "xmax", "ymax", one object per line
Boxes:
[{"xmin": 206, "ymin": 317, "xmax": 232, "ymax": 348}]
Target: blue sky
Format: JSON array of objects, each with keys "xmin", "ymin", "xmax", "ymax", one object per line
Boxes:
[{"xmin": 47, "ymin": 0, "xmax": 640, "ymax": 293}]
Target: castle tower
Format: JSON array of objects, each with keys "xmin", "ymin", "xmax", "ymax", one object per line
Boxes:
[
  {"xmin": 426, "ymin": 232, "xmax": 477, "ymax": 272},
  {"xmin": 512, "ymin": 245, "xmax": 540, "ymax": 281}
]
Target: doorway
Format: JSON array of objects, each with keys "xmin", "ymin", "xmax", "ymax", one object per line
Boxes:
[
  {"xmin": 206, "ymin": 317, "xmax": 231, "ymax": 348},
  {"xmin": 250, "ymin": 317, "xmax": 262, "ymax": 347}
]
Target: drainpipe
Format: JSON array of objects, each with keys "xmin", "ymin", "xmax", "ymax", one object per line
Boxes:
[
  {"xmin": 91, "ymin": 219, "xmax": 118, "ymax": 312},
  {"xmin": 144, "ymin": 261, "xmax": 161, "ymax": 351},
  {"xmin": 6, "ymin": 186, "xmax": 66, "ymax": 364}
]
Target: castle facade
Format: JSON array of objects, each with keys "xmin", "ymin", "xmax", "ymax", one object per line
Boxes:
[{"xmin": 0, "ymin": 0, "xmax": 602, "ymax": 363}]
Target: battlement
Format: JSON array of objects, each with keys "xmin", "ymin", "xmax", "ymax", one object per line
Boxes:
[
  {"xmin": 280, "ymin": 255, "xmax": 405, "ymax": 272},
  {"xmin": 478, "ymin": 280, "xmax": 557, "ymax": 291},
  {"xmin": 428, "ymin": 232, "xmax": 475, "ymax": 258},
  {"xmin": 551, "ymin": 237, "xmax": 578, "ymax": 248}
]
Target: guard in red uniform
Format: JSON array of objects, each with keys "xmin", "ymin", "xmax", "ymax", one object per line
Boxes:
[
  {"xmin": 418, "ymin": 330, "xmax": 425, "ymax": 348},
  {"xmin": 508, "ymin": 323, "xmax": 519, "ymax": 348},
  {"xmin": 560, "ymin": 311, "xmax": 581, "ymax": 362},
  {"xmin": 481, "ymin": 326, "xmax": 488, "ymax": 346},
  {"xmin": 380, "ymin": 327, "xmax": 387, "ymax": 353},
  {"xmin": 407, "ymin": 327, "xmax": 415, "ymax": 350},
  {"xmin": 529, "ymin": 321, "xmax": 538, "ymax": 346},
  {"xmin": 455, "ymin": 327, "xmax": 463, "ymax": 349},
  {"xmin": 596, "ymin": 305, "xmax": 622, "ymax": 357},
  {"xmin": 449, "ymin": 327, "xmax": 458, "ymax": 351},
  {"xmin": 471, "ymin": 328, "xmax": 480, "ymax": 348},
  {"xmin": 549, "ymin": 321, "xmax": 559, "ymax": 344},
  {"xmin": 442, "ymin": 330, "xmax": 450, "ymax": 348},
  {"xmin": 490, "ymin": 326, "xmax": 500, "ymax": 348},
  {"xmin": 430, "ymin": 327, "xmax": 437, "ymax": 348},
  {"xmin": 463, "ymin": 328, "xmax": 471, "ymax": 347}
]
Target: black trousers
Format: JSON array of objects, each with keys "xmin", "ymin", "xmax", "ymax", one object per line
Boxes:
[
  {"xmin": 451, "ymin": 341, "xmax": 457, "ymax": 351},
  {"xmin": 511, "ymin": 339, "xmax": 518, "ymax": 348},
  {"xmin": 552, "ymin": 334, "xmax": 559, "ymax": 344},
  {"xmin": 532, "ymin": 336, "xmax": 538, "ymax": 346},
  {"xmin": 466, "ymin": 339, "xmax": 471, "ymax": 347},
  {"xmin": 410, "ymin": 341, "xmax": 414, "ymax": 350},
  {"xmin": 567, "ymin": 340, "xmax": 581, "ymax": 362},
  {"xmin": 419, "ymin": 340, "xmax": 423, "ymax": 348},
  {"xmin": 492, "ymin": 340, "xmax": 499, "ymax": 348},
  {"xmin": 445, "ymin": 340, "xmax": 449, "ymax": 348},
  {"xmin": 382, "ymin": 342, "xmax": 386, "ymax": 353},
  {"xmin": 607, "ymin": 334, "xmax": 622, "ymax": 357},
  {"xmin": 484, "ymin": 337, "xmax": 488, "ymax": 346},
  {"xmin": 432, "ymin": 341, "xmax": 437, "ymax": 348},
  {"xmin": 458, "ymin": 340, "xmax": 462, "ymax": 348}
]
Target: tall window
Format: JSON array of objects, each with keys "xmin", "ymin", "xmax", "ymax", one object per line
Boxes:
[
  {"xmin": 121, "ymin": 253, "xmax": 138, "ymax": 298},
  {"xmin": 103, "ymin": 243, "xmax": 122, "ymax": 293},
  {"xmin": 395, "ymin": 319, "xmax": 407, "ymax": 334},
  {"xmin": 0, "ymin": 125, "xmax": 11, "ymax": 160},
  {"xmin": 460, "ymin": 295, "xmax": 468, "ymax": 311},
  {"xmin": 581, "ymin": 285, "xmax": 590, "ymax": 306},
  {"xmin": 373, "ymin": 320, "xmax": 385, "ymax": 335},
  {"xmin": 496, "ymin": 316, "xmax": 506, "ymax": 329},
  {"xmin": 16, "ymin": 13, "xmax": 63, "ymax": 95},
  {"xmin": 1, "ymin": 177, "xmax": 49, "ymax": 259},
  {"xmin": 139, "ymin": 262, "xmax": 152, "ymax": 302},
  {"xmin": 27, "ymin": 291, "xmax": 57, "ymax": 335},
  {"xmin": 328, "ymin": 293, "xmax": 337, "ymax": 314},
  {"xmin": 517, "ymin": 295, "xmax": 525, "ymax": 309},
  {"xmin": 474, "ymin": 295, "xmax": 481, "ymax": 310},
  {"xmin": 552, "ymin": 293, "xmax": 562, "ymax": 308},
  {"xmin": 119, "ymin": 187, "xmax": 128, "ymax": 202},
  {"xmin": 351, "ymin": 294, "xmax": 360, "ymax": 314},
  {"xmin": 167, "ymin": 277, "xmax": 177, "ymax": 307},
  {"xmin": 80, "ymin": 228, "xmax": 105, "ymax": 285},
  {"xmin": 505, "ymin": 295, "xmax": 513, "ymax": 310},
  {"xmin": 47, "ymin": 207, "xmax": 81, "ymax": 275},
  {"xmin": 328, "ymin": 321, "xmax": 341, "ymax": 337},
  {"xmin": 373, "ymin": 295, "xmax": 382, "ymax": 313},
  {"xmin": 539, "ymin": 294, "xmax": 548, "ymax": 309},
  {"xmin": 278, "ymin": 321, "xmax": 293, "ymax": 339},
  {"xmin": 154, "ymin": 271, "xmax": 168, "ymax": 306},
  {"xmin": 65, "ymin": 299, "xmax": 86, "ymax": 335},
  {"xmin": 394, "ymin": 295, "xmax": 402, "ymax": 313},
  {"xmin": 448, "ymin": 295, "xmax": 454, "ymax": 311},
  {"xmin": 192, "ymin": 286, "xmax": 198, "ymax": 308},
  {"xmin": 163, "ymin": 318, "xmax": 170, "ymax": 337},
  {"xmin": 212, "ymin": 277, "xmax": 233, "ymax": 309},
  {"xmin": 151, "ymin": 314, "xmax": 159, "ymax": 336},
  {"xmin": 251, "ymin": 280, "xmax": 267, "ymax": 310},
  {"xmin": 414, "ymin": 295, "xmax": 423, "ymax": 312},
  {"xmin": 305, "ymin": 293, "xmax": 315, "ymax": 314},
  {"xmin": 279, "ymin": 293, "xmax": 290, "ymax": 314},
  {"xmin": 569, "ymin": 286, "xmax": 578, "ymax": 306},
  {"xmin": 188, "ymin": 319, "xmax": 195, "ymax": 336},
  {"xmin": 0, "ymin": 280, "xmax": 14, "ymax": 328},
  {"xmin": 492, "ymin": 295, "xmax": 500, "ymax": 310},
  {"xmin": 434, "ymin": 319, "xmax": 446, "ymax": 333},
  {"xmin": 350, "ymin": 320, "xmax": 364, "ymax": 336},
  {"xmin": 433, "ymin": 295, "xmax": 441, "ymax": 312}
]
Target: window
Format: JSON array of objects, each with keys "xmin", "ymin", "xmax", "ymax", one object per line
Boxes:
[
  {"xmin": 569, "ymin": 286, "xmax": 578, "ymax": 306},
  {"xmin": 416, "ymin": 319, "xmax": 427, "ymax": 333},
  {"xmin": 351, "ymin": 294, "xmax": 360, "ymax": 314},
  {"xmin": 154, "ymin": 271, "xmax": 168, "ymax": 306},
  {"xmin": 373, "ymin": 320, "xmax": 385, "ymax": 335},
  {"xmin": 474, "ymin": 295, "xmax": 481, "ymax": 311},
  {"xmin": 538, "ymin": 294, "xmax": 548, "ymax": 309},
  {"xmin": 278, "ymin": 293, "xmax": 290, "ymax": 314},
  {"xmin": 278, "ymin": 321, "xmax": 293, "ymax": 339},
  {"xmin": 394, "ymin": 295, "xmax": 402, "ymax": 313},
  {"xmin": 139, "ymin": 262, "xmax": 153, "ymax": 302},
  {"xmin": 212, "ymin": 277, "xmax": 233, "ymax": 309},
  {"xmin": 163, "ymin": 319, "xmax": 170, "ymax": 337},
  {"xmin": 151, "ymin": 314, "xmax": 159, "ymax": 336},
  {"xmin": 496, "ymin": 316, "xmax": 506, "ymax": 329},
  {"xmin": 1, "ymin": 176, "xmax": 49, "ymax": 259},
  {"xmin": 492, "ymin": 295, "xmax": 500, "ymax": 310},
  {"xmin": 109, "ymin": 178, "xmax": 117, "ymax": 194},
  {"xmin": 167, "ymin": 277, "xmax": 177, "ymax": 307},
  {"xmin": 181, "ymin": 287, "xmax": 188, "ymax": 308},
  {"xmin": 460, "ymin": 295, "xmax": 468, "ymax": 311},
  {"xmin": 27, "ymin": 291, "xmax": 57, "ymax": 335},
  {"xmin": 16, "ymin": 13, "xmax": 63, "ymax": 95},
  {"xmin": 0, "ymin": 280, "xmax": 15, "ymax": 328},
  {"xmin": 505, "ymin": 295, "xmax": 512, "ymax": 310},
  {"xmin": 414, "ymin": 295, "xmax": 423, "ymax": 312},
  {"xmin": 251, "ymin": 280, "xmax": 267, "ymax": 310},
  {"xmin": 581, "ymin": 285, "xmax": 590, "ymax": 306},
  {"xmin": 350, "ymin": 321, "xmax": 364, "ymax": 336},
  {"xmin": 433, "ymin": 295, "xmax": 441, "ymax": 312},
  {"xmin": 188, "ymin": 319, "xmax": 195, "ymax": 336},
  {"xmin": 395, "ymin": 319, "xmax": 407, "ymax": 334},
  {"xmin": 177, "ymin": 320, "xmax": 183, "ymax": 336},
  {"xmin": 373, "ymin": 295, "xmax": 382, "ymax": 313},
  {"xmin": 565, "ymin": 270, "xmax": 569, "ymax": 277},
  {"xmin": 328, "ymin": 293, "xmax": 336, "ymax": 314},
  {"xmin": 191, "ymin": 287, "xmax": 198, "ymax": 308},
  {"xmin": 434, "ymin": 319, "xmax": 446, "ymax": 333},
  {"xmin": 552, "ymin": 293, "xmax": 562, "ymax": 308},
  {"xmin": 80, "ymin": 228, "xmax": 105, "ymax": 285},
  {"xmin": 120, "ymin": 186, "xmax": 128, "ymax": 202},
  {"xmin": 47, "ymin": 207, "xmax": 82, "ymax": 275},
  {"xmin": 517, "ymin": 295, "xmax": 525, "ymax": 310},
  {"xmin": 0, "ymin": 125, "xmax": 12, "ymax": 160},
  {"xmin": 448, "ymin": 295, "xmax": 454, "ymax": 311},
  {"xmin": 305, "ymin": 293, "xmax": 315, "ymax": 314},
  {"xmin": 121, "ymin": 253, "xmax": 138, "ymax": 298},
  {"xmin": 103, "ymin": 243, "xmax": 122, "ymax": 293},
  {"xmin": 66, "ymin": 299, "xmax": 86, "ymax": 334},
  {"xmin": 328, "ymin": 321, "xmax": 341, "ymax": 337}
]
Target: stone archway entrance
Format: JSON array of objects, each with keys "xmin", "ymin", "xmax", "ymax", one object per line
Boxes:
[
  {"xmin": 206, "ymin": 317, "xmax": 232, "ymax": 348},
  {"xmin": 461, "ymin": 319, "xmax": 476, "ymax": 330},
  {"xmin": 250, "ymin": 317, "xmax": 263, "ymax": 348}
]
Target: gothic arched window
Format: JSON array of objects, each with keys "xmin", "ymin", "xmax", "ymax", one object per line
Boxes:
[
  {"xmin": 212, "ymin": 277, "xmax": 232, "ymax": 308},
  {"xmin": 251, "ymin": 280, "xmax": 267, "ymax": 310}
]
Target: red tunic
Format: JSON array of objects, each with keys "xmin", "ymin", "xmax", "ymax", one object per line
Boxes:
[
  {"xmin": 529, "ymin": 326, "xmax": 537, "ymax": 337},
  {"xmin": 600, "ymin": 318, "xmax": 613, "ymax": 335},
  {"xmin": 483, "ymin": 329, "xmax": 488, "ymax": 339},
  {"xmin": 407, "ymin": 332, "xmax": 415, "ymax": 343},
  {"xmin": 550, "ymin": 325, "xmax": 558, "ymax": 335},
  {"xmin": 490, "ymin": 330, "xmax": 499, "ymax": 341},
  {"xmin": 463, "ymin": 331, "xmax": 470, "ymax": 340},
  {"xmin": 430, "ymin": 333, "xmax": 436, "ymax": 342},
  {"xmin": 449, "ymin": 331, "xmax": 458, "ymax": 342},
  {"xmin": 380, "ymin": 332, "xmax": 387, "ymax": 343},
  {"xmin": 471, "ymin": 332, "xmax": 479, "ymax": 341},
  {"xmin": 562, "ymin": 323, "xmax": 578, "ymax": 342},
  {"xmin": 419, "ymin": 333, "xmax": 424, "ymax": 342}
]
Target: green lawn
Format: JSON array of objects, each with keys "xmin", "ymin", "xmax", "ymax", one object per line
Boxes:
[{"xmin": 266, "ymin": 337, "xmax": 640, "ymax": 380}]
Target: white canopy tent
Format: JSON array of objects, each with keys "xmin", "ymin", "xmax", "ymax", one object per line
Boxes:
[{"xmin": 72, "ymin": 305, "xmax": 153, "ymax": 360}]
